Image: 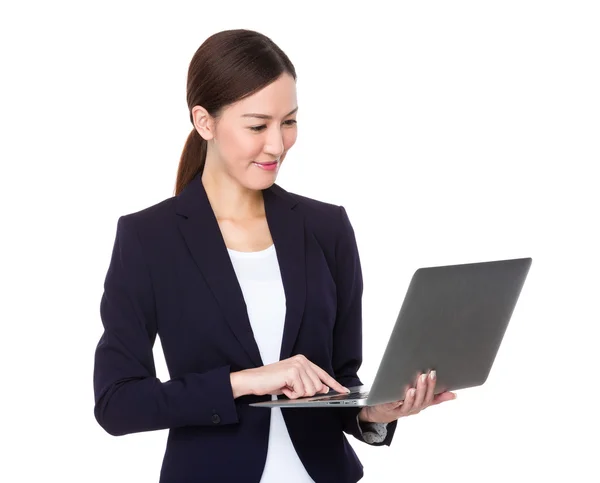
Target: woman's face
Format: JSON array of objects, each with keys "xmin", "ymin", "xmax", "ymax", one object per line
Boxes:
[{"xmin": 199, "ymin": 73, "xmax": 298, "ymax": 191}]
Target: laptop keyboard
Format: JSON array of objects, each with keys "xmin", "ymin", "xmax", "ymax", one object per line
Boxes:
[{"xmin": 321, "ymin": 391, "xmax": 369, "ymax": 401}]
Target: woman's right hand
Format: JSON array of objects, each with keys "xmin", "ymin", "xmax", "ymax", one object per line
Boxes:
[{"xmin": 230, "ymin": 354, "xmax": 350, "ymax": 399}]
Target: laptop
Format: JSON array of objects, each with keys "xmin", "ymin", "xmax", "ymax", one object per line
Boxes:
[{"xmin": 250, "ymin": 257, "xmax": 532, "ymax": 408}]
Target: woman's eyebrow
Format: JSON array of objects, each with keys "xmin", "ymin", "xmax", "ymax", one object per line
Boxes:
[{"xmin": 241, "ymin": 107, "xmax": 298, "ymax": 119}]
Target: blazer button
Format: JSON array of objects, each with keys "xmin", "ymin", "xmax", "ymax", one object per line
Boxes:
[{"xmin": 211, "ymin": 414, "xmax": 221, "ymax": 424}]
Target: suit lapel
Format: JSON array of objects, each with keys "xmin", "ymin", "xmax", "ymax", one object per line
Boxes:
[
  {"xmin": 175, "ymin": 174, "xmax": 306, "ymax": 367},
  {"xmin": 175, "ymin": 175, "xmax": 263, "ymax": 367},
  {"xmin": 263, "ymin": 186, "xmax": 307, "ymax": 361}
]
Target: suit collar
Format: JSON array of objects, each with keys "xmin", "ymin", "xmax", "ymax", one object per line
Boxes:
[
  {"xmin": 175, "ymin": 174, "xmax": 306, "ymax": 367},
  {"xmin": 175, "ymin": 172, "xmax": 299, "ymax": 218}
]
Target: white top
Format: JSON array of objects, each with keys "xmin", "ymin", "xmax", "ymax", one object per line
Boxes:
[{"xmin": 227, "ymin": 244, "xmax": 315, "ymax": 483}]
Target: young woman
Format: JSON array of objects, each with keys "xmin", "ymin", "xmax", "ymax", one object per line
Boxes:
[{"xmin": 93, "ymin": 29, "xmax": 456, "ymax": 483}]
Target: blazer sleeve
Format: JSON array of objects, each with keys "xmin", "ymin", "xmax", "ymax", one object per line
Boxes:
[
  {"xmin": 331, "ymin": 206, "xmax": 397, "ymax": 446},
  {"xmin": 93, "ymin": 216, "xmax": 239, "ymax": 436}
]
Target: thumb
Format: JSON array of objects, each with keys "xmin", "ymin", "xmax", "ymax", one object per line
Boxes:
[{"xmin": 432, "ymin": 392, "xmax": 457, "ymax": 405}]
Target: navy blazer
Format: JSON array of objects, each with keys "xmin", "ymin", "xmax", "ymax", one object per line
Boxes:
[{"xmin": 93, "ymin": 174, "xmax": 397, "ymax": 483}]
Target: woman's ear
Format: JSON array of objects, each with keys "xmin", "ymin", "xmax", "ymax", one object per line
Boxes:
[{"xmin": 191, "ymin": 105, "xmax": 215, "ymax": 141}]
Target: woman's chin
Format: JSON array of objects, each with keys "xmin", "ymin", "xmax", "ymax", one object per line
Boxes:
[{"xmin": 245, "ymin": 171, "xmax": 279, "ymax": 191}]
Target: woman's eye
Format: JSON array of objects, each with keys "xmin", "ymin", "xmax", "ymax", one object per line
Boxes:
[{"xmin": 248, "ymin": 120, "xmax": 296, "ymax": 132}]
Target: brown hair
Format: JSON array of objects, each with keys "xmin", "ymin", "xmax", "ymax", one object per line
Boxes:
[{"xmin": 174, "ymin": 29, "xmax": 297, "ymax": 195}]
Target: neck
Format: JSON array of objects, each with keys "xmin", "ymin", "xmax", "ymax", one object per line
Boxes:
[{"xmin": 201, "ymin": 168, "xmax": 264, "ymax": 221}]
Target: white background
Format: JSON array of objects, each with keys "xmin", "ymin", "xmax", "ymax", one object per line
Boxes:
[{"xmin": 1, "ymin": 1, "xmax": 598, "ymax": 482}]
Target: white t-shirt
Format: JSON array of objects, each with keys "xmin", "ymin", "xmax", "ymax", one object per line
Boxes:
[{"xmin": 227, "ymin": 244, "xmax": 315, "ymax": 483}]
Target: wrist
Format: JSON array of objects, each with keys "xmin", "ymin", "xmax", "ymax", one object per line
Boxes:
[
  {"xmin": 358, "ymin": 407, "xmax": 373, "ymax": 423},
  {"xmin": 230, "ymin": 370, "xmax": 252, "ymax": 399}
]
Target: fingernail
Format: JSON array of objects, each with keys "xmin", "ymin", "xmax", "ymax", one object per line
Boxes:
[
  {"xmin": 430, "ymin": 370, "xmax": 436, "ymax": 380},
  {"xmin": 420, "ymin": 374, "xmax": 427, "ymax": 384},
  {"xmin": 410, "ymin": 388, "xmax": 416, "ymax": 397}
]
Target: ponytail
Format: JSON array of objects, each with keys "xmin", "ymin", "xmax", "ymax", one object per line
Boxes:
[{"xmin": 174, "ymin": 129, "xmax": 207, "ymax": 196}]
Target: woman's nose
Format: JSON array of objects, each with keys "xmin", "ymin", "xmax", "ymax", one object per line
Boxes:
[{"xmin": 264, "ymin": 128, "xmax": 284, "ymax": 158}]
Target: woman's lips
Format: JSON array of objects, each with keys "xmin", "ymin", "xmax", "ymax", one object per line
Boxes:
[{"xmin": 253, "ymin": 161, "xmax": 279, "ymax": 171}]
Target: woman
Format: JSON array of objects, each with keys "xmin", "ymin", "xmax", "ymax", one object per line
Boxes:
[{"xmin": 93, "ymin": 29, "xmax": 456, "ymax": 483}]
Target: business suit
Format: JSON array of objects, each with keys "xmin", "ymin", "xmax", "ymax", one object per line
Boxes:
[{"xmin": 93, "ymin": 173, "xmax": 397, "ymax": 482}]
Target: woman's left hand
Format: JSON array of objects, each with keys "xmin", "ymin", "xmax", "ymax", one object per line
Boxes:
[{"xmin": 358, "ymin": 370, "xmax": 456, "ymax": 424}]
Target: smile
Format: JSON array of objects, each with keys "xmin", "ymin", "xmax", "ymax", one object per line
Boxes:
[{"xmin": 253, "ymin": 160, "xmax": 279, "ymax": 171}]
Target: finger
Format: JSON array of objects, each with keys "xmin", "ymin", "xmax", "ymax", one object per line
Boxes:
[
  {"xmin": 432, "ymin": 391, "xmax": 457, "ymax": 405},
  {"xmin": 311, "ymin": 363, "xmax": 349, "ymax": 394},
  {"xmin": 412, "ymin": 373, "xmax": 428, "ymax": 410},
  {"xmin": 391, "ymin": 399, "xmax": 404, "ymax": 410},
  {"xmin": 390, "ymin": 384, "xmax": 410, "ymax": 410},
  {"xmin": 398, "ymin": 387, "xmax": 416, "ymax": 416},
  {"xmin": 423, "ymin": 370, "xmax": 436, "ymax": 406},
  {"xmin": 299, "ymin": 370, "xmax": 317, "ymax": 397},
  {"xmin": 285, "ymin": 368, "xmax": 306, "ymax": 399},
  {"xmin": 305, "ymin": 366, "xmax": 329, "ymax": 394}
]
